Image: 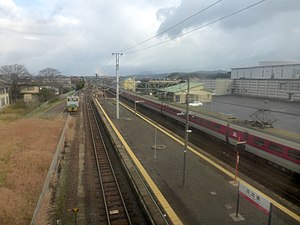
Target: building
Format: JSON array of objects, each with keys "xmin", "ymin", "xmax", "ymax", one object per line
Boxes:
[
  {"xmin": 232, "ymin": 79, "xmax": 300, "ymax": 101},
  {"xmin": 201, "ymin": 79, "xmax": 233, "ymax": 95},
  {"xmin": 157, "ymin": 82, "xmax": 212, "ymax": 103},
  {"xmin": 0, "ymin": 80, "xmax": 10, "ymax": 110},
  {"xmin": 230, "ymin": 62, "xmax": 300, "ymax": 101},
  {"xmin": 20, "ymin": 84, "xmax": 40, "ymax": 102},
  {"xmin": 231, "ymin": 61, "xmax": 300, "ymax": 79},
  {"xmin": 136, "ymin": 79, "xmax": 180, "ymax": 95},
  {"xmin": 121, "ymin": 78, "xmax": 136, "ymax": 91}
]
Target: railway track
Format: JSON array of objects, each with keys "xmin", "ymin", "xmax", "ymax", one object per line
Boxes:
[{"xmin": 84, "ymin": 94, "xmax": 148, "ymax": 225}]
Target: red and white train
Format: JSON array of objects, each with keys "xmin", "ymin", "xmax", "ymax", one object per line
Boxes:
[{"xmin": 119, "ymin": 90, "xmax": 300, "ymax": 174}]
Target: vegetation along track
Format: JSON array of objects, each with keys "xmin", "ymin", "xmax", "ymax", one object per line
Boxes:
[
  {"xmin": 116, "ymin": 93, "xmax": 300, "ymax": 209},
  {"xmin": 84, "ymin": 93, "xmax": 149, "ymax": 225}
]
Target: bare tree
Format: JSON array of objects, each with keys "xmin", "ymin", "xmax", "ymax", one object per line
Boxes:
[
  {"xmin": 39, "ymin": 68, "xmax": 61, "ymax": 87},
  {"xmin": 0, "ymin": 64, "xmax": 30, "ymax": 103}
]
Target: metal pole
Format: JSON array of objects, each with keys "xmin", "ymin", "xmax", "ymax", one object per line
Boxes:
[
  {"xmin": 234, "ymin": 137, "xmax": 240, "ymax": 183},
  {"xmin": 112, "ymin": 52, "xmax": 123, "ymax": 119},
  {"xmin": 95, "ymin": 73, "xmax": 98, "ymax": 91},
  {"xmin": 268, "ymin": 203, "xmax": 273, "ymax": 225},
  {"xmin": 236, "ymin": 182, "xmax": 240, "ymax": 217},
  {"xmin": 154, "ymin": 127, "xmax": 157, "ymax": 158},
  {"xmin": 234, "ymin": 138, "xmax": 246, "ymax": 183},
  {"xmin": 182, "ymin": 78, "xmax": 190, "ymax": 188},
  {"xmin": 234, "ymin": 149, "xmax": 239, "ymax": 182}
]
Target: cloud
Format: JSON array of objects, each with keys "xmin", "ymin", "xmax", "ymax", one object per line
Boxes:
[
  {"xmin": 156, "ymin": 0, "xmax": 300, "ymax": 37},
  {"xmin": 0, "ymin": 0, "xmax": 299, "ymax": 75}
]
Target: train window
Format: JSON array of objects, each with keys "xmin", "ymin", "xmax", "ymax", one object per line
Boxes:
[
  {"xmin": 268, "ymin": 143, "xmax": 283, "ymax": 153},
  {"xmin": 287, "ymin": 150, "xmax": 300, "ymax": 161},
  {"xmin": 253, "ymin": 137, "xmax": 264, "ymax": 146},
  {"xmin": 214, "ymin": 124, "xmax": 221, "ymax": 129}
]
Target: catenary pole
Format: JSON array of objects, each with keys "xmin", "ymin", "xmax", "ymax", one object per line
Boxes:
[
  {"xmin": 183, "ymin": 77, "xmax": 190, "ymax": 188},
  {"xmin": 112, "ymin": 52, "xmax": 123, "ymax": 119}
]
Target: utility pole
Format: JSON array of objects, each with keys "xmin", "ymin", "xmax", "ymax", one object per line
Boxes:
[
  {"xmin": 95, "ymin": 73, "xmax": 98, "ymax": 91},
  {"xmin": 183, "ymin": 77, "xmax": 190, "ymax": 188},
  {"xmin": 112, "ymin": 52, "xmax": 123, "ymax": 119}
]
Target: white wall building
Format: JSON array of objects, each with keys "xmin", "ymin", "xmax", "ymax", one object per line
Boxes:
[
  {"xmin": 0, "ymin": 80, "xmax": 10, "ymax": 110},
  {"xmin": 231, "ymin": 61, "xmax": 300, "ymax": 79},
  {"xmin": 202, "ymin": 79, "xmax": 233, "ymax": 95}
]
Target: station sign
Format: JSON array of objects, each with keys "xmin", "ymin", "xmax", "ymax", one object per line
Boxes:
[{"xmin": 239, "ymin": 183, "xmax": 271, "ymax": 214}]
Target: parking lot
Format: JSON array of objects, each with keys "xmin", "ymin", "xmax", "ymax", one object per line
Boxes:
[{"xmin": 201, "ymin": 95, "xmax": 300, "ymax": 133}]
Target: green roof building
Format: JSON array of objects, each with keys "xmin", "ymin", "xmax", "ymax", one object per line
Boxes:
[{"xmin": 158, "ymin": 82, "xmax": 212, "ymax": 104}]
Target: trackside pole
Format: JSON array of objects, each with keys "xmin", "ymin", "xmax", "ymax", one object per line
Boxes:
[
  {"xmin": 268, "ymin": 203, "xmax": 273, "ymax": 225},
  {"xmin": 154, "ymin": 127, "xmax": 157, "ymax": 158},
  {"xmin": 236, "ymin": 182, "xmax": 240, "ymax": 217}
]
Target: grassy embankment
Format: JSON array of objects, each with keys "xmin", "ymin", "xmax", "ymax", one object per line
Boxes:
[{"xmin": 0, "ymin": 100, "xmax": 66, "ymax": 225}]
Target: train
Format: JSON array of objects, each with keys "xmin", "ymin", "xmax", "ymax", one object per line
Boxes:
[
  {"xmin": 116, "ymin": 90, "xmax": 300, "ymax": 174},
  {"xmin": 67, "ymin": 95, "xmax": 79, "ymax": 113}
]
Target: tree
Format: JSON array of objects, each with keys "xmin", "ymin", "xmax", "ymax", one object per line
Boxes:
[
  {"xmin": 0, "ymin": 64, "xmax": 30, "ymax": 103},
  {"xmin": 75, "ymin": 80, "xmax": 85, "ymax": 91},
  {"xmin": 39, "ymin": 68, "xmax": 61, "ymax": 87},
  {"xmin": 38, "ymin": 88, "xmax": 56, "ymax": 102}
]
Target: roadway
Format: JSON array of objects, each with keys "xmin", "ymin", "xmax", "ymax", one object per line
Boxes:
[{"xmin": 95, "ymin": 96, "xmax": 300, "ymax": 225}]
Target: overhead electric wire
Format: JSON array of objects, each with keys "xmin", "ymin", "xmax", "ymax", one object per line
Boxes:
[
  {"xmin": 121, "ymin": 0, "xmax": 224, "ymax": 53},
  {"xmin": 124, "ymin": 0, "xmax": 267, "ymax": 54},
  {"xmin": 97, "ymin": 54, "xmax": 115, "ymax": 75}
]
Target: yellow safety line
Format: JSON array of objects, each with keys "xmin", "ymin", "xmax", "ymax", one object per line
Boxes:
[
  {"xmin": 95, "ymin": 99, "xmax": 183, "ymax": 225},
  {"xmin": 119, "ymin": 101, "xmax": 300, "ymax": 223}
]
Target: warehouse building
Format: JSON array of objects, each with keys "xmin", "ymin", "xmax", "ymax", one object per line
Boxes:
[
  {"xmin": 157, "ymin": 82, "xmax": 212, "ymax": 103},
  {"xmin": 231, "ymin": 61, "xmax": 300, "ymax": 79},
  {"xmin": 229, "ymin": 61, "xmax": 300, "ymax": 101}
]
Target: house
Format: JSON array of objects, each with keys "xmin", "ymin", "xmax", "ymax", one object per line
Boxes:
[
  {"xmin": 157, "ymin": 82, "xmax": 212, "ymax": 103},
  {"xmin": 19, "ymin": 84, "xmax": 40, "ymax": 102},
  {"xmin": 0, "ymin": 80, "xmax": 10, "ymax": 110}
]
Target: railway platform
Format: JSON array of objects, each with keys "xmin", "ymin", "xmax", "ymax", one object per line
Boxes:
[{"xmin": 94, "ymin": 97, "xmax": 300, "ymax": 225}]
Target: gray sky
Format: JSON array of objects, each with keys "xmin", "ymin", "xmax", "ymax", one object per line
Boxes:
[{"xmin": 1, "ymin": 0, "xmax": 300, "ymax": 76}]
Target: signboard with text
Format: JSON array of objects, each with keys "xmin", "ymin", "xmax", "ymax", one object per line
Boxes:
[{"xmin": 239, "ymin": 183, "xmax": 271, "ymax": 214}]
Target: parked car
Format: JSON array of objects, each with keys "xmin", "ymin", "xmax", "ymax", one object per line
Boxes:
[{"xmin": 189, "ymin": 101, "xmax": 203, "ymax": 106}]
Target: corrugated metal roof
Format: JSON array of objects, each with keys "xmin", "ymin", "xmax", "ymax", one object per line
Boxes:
[{"xmin": 159, "ymin": 82, "xmax": 204, "ymax": 93}]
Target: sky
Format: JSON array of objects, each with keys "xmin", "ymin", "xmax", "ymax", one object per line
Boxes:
[{"xmin": 0, "ymin": 0, "xmax": 300, "ymax": 76}]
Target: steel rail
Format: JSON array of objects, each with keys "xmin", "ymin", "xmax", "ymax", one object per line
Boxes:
[{"xmin": 87, "ymin": 99, "xmax": 132, "ymax": 225}]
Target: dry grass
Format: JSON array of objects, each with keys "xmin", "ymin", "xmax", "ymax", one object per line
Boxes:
[{"xmin": 0, "ymin": 118, "xmax": 65, "ymax": 225}]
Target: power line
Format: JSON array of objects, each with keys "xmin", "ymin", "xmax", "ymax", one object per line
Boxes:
[
  {"xmin": 125, "ymin": 0, "xmax": 267, "ymax": 54},
  {"xmin": 121, "ymin": 0, "xmax": 224, "ymax": 53},
  {"xmin": 97, "ymin": 54, "xmax": 115, "ymax": 76}
]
